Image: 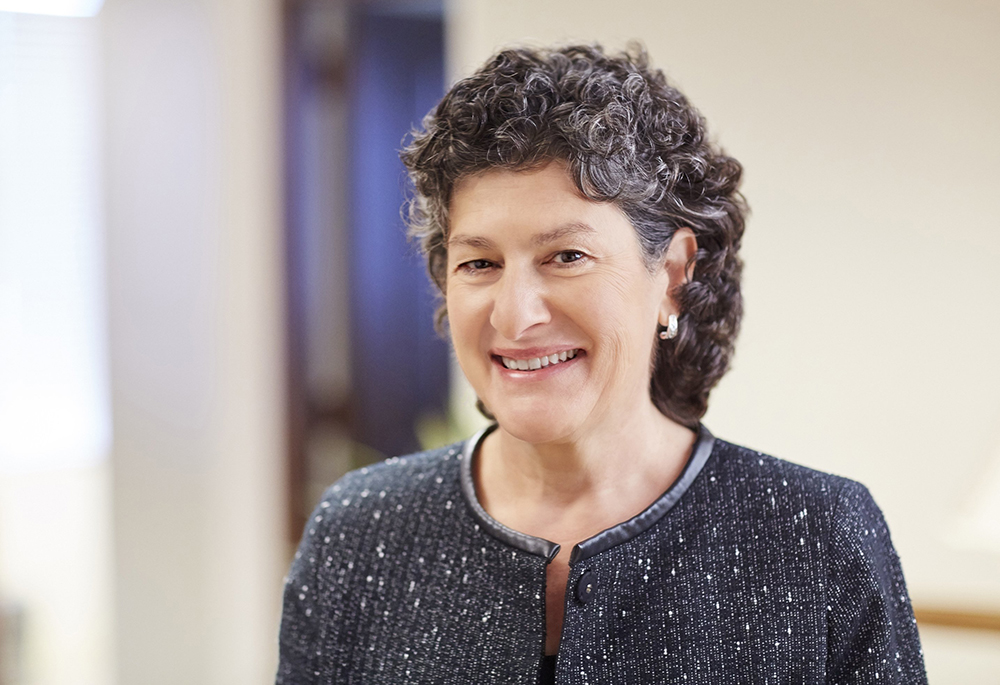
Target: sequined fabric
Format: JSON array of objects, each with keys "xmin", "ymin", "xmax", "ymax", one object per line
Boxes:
[{"xmin": 276, "ymin": 435, "xmax": 927, "ymax": 684}]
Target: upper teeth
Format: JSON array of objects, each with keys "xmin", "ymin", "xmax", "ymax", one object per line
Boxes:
[{"xmin": 500, "ymin": 349, "xmax": 578, "ymax": 371}]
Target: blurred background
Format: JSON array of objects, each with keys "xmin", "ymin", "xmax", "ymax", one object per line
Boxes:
[{"xmin": 0, "ymin": 0, "xmax": 997, "ymax": 682}]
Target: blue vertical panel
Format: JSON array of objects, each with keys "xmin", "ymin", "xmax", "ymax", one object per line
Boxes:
[{"xmin": 350, "ymin": 10, "xmax": 449, "ymax": 458}]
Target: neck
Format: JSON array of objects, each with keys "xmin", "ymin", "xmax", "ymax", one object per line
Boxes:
[{"xmin": 478, "ymin": 399, "xmax": 696, "ymax": 517}]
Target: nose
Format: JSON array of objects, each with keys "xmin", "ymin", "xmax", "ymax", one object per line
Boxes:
[{"xmin": 488, "ymin": 265, "xmax": 551, "ymax": 340}]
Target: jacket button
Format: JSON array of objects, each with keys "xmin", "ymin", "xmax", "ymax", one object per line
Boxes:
[{"xmin": 576, "ymin": 570, "xmax": 597, "ymax": 604}]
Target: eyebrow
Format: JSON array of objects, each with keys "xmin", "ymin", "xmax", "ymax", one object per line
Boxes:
[{"xmin": 447, "ymin": 222, "xmax": 598, "ymax": 250}]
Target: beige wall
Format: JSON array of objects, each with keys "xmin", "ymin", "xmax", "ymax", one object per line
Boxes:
[
  {"xmin": 446, "ymin": 0, "xmax": 1000, "ymax": 613},
  {"xmin": 102, "ymin": 0, "xmax": 286, "ymax": 682}
]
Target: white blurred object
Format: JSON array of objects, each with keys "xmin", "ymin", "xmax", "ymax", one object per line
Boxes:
[
  {"xmin": 953, "ymin": 433, "xmax": 1000, "ymax": 553},
  {"xmin": 0, "ymin": 0, "xmax": 103, "ymax": 17},
  {"xmin": 920, "ymin": 625, "xmax": 1000, "ymax": 685},
  {"xmin": 0, "ymin": 11, "xmax": 110, "ymax": 473}
]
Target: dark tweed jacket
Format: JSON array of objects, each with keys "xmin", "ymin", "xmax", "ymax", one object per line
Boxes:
[{"xmin": 276, "ymin": 425, "xmax": 928, "ymax": 684}]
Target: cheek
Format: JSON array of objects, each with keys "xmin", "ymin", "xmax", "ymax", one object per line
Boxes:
[
  {"xmin": 445, "ymin": 288, "xmax": 488, "ymax": 361},
  {"xmin": 574, "ymin": 274, "xmax": 658, "ymax": 375}
]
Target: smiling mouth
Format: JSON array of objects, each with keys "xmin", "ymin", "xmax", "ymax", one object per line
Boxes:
[{"xmin": 494, "ymin": 349, "xmax": 582, "ymax": 371}]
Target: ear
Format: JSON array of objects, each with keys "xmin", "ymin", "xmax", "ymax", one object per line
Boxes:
[{"xmin": 658, "ymin": 227, "xmax": 698, "ymax": 325}]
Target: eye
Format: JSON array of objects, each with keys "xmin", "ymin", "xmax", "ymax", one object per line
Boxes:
[
  {"xmin": 551, "ymin": 250, "xmax": 587, "ymax": 265},
  {"xmin": 456, "ymin": 259, "xmax": 497, "ymax": 274}
]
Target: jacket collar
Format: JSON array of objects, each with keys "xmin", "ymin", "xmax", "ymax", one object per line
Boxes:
[{"xmin": 459, "ymin": 423, "xmax": 716, "ymax": 565}]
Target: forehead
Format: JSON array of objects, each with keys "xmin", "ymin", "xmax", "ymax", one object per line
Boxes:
[{"xmin": 448, "ymin": 162, "xmax": 631, "ymax": 246}]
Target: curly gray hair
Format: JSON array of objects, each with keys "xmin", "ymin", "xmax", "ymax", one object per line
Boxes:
[{"xmin": 400, "ymin": 43, "xmax": 747, "ymax": 428}]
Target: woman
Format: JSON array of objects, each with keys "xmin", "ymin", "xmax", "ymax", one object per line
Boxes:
[{"xmin": 277, "ymin": 44, "xmax": 927, "ymax": 684}]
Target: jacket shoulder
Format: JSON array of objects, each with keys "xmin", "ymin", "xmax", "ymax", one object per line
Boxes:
[
  {"xmin": 708, "ymin": 436, "xmax": 861, "ymax": 506},
  {"xmin": 700, "ymin": 437, "xmax": 888, "ymax": 548},
  {"xmin": 314, "ymin": 441, "xmax": 465, "ymax": 514}
]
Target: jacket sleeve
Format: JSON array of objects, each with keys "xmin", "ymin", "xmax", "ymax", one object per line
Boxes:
[
  {"xmin": 275, "ymin": 493, "xmax": 332, "ymax": 684},
  {"xmin": 825, "ymin": 480, "xmax": 928, "ymax": 684}
]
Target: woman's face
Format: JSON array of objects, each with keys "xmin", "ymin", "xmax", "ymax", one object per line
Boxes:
[{"xmin": 446, "ymin": 161, "xmax": 677, "ymax": 445}]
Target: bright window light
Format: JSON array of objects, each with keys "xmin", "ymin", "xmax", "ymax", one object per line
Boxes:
[
  {"xmin": 0, "ymin": 0, "xmax": 103, "ymax": 18},
  {"xmin": 0, "ymin": 12, "xmax": 110, "ymax": 472}
]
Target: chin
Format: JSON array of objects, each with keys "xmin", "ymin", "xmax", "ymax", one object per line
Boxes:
[{"xmin": 490, "ymin": 401, "xmax": 583, "ymax": 446}]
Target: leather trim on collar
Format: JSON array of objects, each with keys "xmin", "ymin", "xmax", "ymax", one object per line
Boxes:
[
  {"xmin": 569, "ymin": 425, "xmax": 715, "ymax": 564},
  {"xmin": 459, "ymin": 423, "xmax": 716, "ymax": 566},
  {"xmin": 460, "ymin": 423, "xmax": 561, "ymax": 561}
]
